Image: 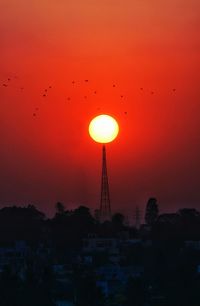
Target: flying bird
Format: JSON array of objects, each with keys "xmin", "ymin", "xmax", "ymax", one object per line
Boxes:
[
  {"xmin": 84, "ymin": 79, "xmax": 89, "ymax": 82},
  {"xmin": 2, "ymin": 84, "xmax": 8, "ymax": 87},
  {"xmin": 140, "ymin": 88, "xmax": 143, "ymax": 90},
  {"xmin": 43, "ymin": 94, "xmax": 46, "ymax": 97}
]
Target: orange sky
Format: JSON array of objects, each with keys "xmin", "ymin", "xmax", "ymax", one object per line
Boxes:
[{"xmin": 0, "ymin": 0, "xmax": 200, "ymax": 217}]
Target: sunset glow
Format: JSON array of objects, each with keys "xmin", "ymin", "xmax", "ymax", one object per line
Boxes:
[
  {"xmin": 89, "ymin": 115, "xmax": 119, "ymax": 144},
  {"xmin": 0, "ymin": 0, "xmax": 199, "ymax": 215}
]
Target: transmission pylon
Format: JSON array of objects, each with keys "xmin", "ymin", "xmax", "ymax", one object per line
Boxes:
[{"xmin": 100, "ymin": 145, "xmax": 111, "ymax": 222}]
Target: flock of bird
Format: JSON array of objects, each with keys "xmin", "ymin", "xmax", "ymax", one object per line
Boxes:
[{"xmin": 1, "ymin": 76, "xmax": 177, "ymax": 118}]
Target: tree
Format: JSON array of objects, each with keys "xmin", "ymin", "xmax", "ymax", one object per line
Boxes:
[
  {"xmin": 152, "ymin": 213, "xmax": 180, "ymax": 240},
  {"xmin": 112, "ymin": 213, "xmax": 125, "ymax": 232},
  {"xmin": 73, "ymin": 206, "xmax": 95, "ymax": 233},
  {"xmin": 0, "ymin": 205, "xmax": 45, "ymax": 243},
  {"xmin": 55, "ymin": 202, "xmax": 65, "ymax": 214},
  {"xmin": 145, "ymin": 198, "xmax": 158, "ymax": 226},
  {"xmin": 178, "ymin": 208, "xmax": 200, "ymax": 240}
]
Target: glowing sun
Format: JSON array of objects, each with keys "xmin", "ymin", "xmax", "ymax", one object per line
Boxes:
[{"xmin": 89, "ymin": 114, "xmax": 119, "ymax": 144}]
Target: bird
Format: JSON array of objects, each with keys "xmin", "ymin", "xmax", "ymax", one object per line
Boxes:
[
  {"xmin": 113, "ymin": 84, "xmax": 116, "ymax": 88},
  {"xmin": 120, "ymin": 95, "xmax": 124, "ymax": 98},
  {"xmin": 84, "ymin": 79, "xmax": 89, "ymax": 82},
  {"xmin": 35, "ymin": 107, "xmax": 39, "ymax": 111},
  {"xmin": 94, "ymin": 91, "xmax": 97, "ymax": 94},
  {"xmin": 67, "ymin": 97, "xmax": 71, "ymax": 101},
  {"xmin": 7, "ymin": 78, "xmax": 11, "ymax": 81},
  {"xmin": 44, "ymin": 89, "xmax": 48, "ymax": 92},
  {"xmin": 172, "ymin": 88, "xmax": 176, "ymax": 92},
  {"xmin": 124, "ymin": 111, "xmax": 127, "ymax": 115},
  {"xmin": 33, "ymin": 113, "xmax": 36, "ymax": 117},
  {"xmin": 2, "ymin": 84, "xmax": 8, "ymax": 87},
  {"xmin": 20, "ymin": 87, "xmax": 24, "ymax": 90},
  {"xmin": 49, "ymin": 86, "xmax": 52, "ymax": 89},
  {"xmin": 43, "ymin": 94, "xmax": 46, "ymax": 97},
  {"xmin": 84, "ymin": 95, "xmax": 87, "ymax": 99},
  {"xmin": 140, "ymin": 87, "xmax": 143, "ymax": 90},
  {"xmin": 151, "ymin": 91, "xmax": 154, "ymax": 95}
]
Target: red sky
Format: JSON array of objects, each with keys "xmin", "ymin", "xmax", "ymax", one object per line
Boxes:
[{"xmin": 0, "ymin": 0, "xmax": 200, "ymax": 218}]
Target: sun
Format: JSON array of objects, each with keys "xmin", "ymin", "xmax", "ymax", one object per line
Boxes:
[{"xmin": 89, "ymin": 114, "xmax": 119, "ymax": 144}]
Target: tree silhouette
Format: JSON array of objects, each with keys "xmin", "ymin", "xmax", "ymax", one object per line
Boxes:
[
  {"xmin": 145, "ymin": 198, "xmax": 159, "ymax": 226},
  {"xmin": 0, "ymin": 205, "xmax": 45, "ymax": 243},
  {"xmin": 112, "ymin": 213, "xmax": 125, "ymax": 232},
  {"xmin": 55, "ymin": 202, "xmax": 65, "ymax": 215}
]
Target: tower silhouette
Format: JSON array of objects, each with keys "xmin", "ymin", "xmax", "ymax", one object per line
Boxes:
[{"xmin": 100, "ymin": 145, "xmax": 111, "ymax": 221}]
